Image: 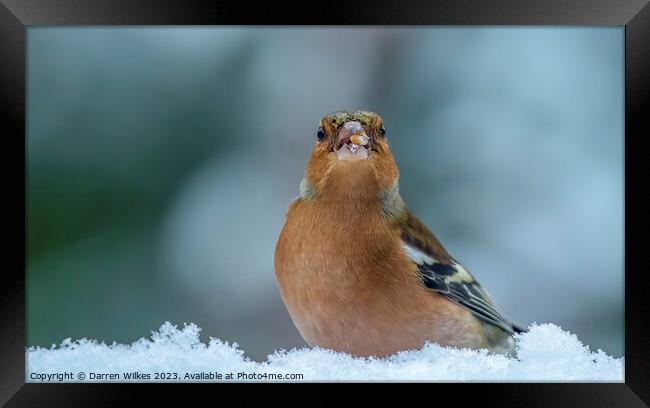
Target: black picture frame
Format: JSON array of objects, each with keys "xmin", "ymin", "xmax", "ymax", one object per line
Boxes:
[{"xmin": 1, "ymin": 0, "xmax": 647, "ymax": 404}]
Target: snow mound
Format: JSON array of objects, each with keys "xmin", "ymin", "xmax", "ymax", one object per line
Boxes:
[{"xmin": 26, "ymin": 322, "xmax": 623, "ymax": 382}]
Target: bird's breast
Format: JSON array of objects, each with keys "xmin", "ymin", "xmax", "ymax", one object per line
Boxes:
[
  {"xmin": 275, "ymin": 197, "xmax": 400, "ymax": 289},
  {"xmin": 274, "ymin": 198, "xmax": 429, "ymax": 353}
]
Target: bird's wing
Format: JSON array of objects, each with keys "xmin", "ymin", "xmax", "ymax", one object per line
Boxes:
[{"xmin": 398, "ymin": 210, "xmax": 519, "ymax": 335}]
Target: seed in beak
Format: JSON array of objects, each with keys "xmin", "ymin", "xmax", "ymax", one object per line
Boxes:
[{"xmin": 350, "ymin": 134, "xmax": 369, "ymax": 146}]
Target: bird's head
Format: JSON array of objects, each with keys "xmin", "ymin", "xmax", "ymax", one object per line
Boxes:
[{"xmin": 300, "ymin": 111, "xmax": 400, "ymax": 202}]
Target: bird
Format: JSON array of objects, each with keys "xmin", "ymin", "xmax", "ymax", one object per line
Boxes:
[{"xmin": 274, "ymin": 110, "xmax": 525, "ymax": 358}]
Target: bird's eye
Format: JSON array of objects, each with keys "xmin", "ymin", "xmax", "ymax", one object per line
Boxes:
[
  {"xmin": 317, "ymin": 127, "xmax": 325, "ymax": 141},
  {"xmin": 379, "ymin": 126, "xmax": 386, "ymax": 137}
]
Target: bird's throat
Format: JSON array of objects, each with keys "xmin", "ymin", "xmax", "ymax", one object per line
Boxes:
[
  {"xmin": 300, "ymin": 161, "xmax": 404, "ymax": 220},
  {"xmin": 320, "ymin": 161, "xmax": 380, "ymax": 201}
]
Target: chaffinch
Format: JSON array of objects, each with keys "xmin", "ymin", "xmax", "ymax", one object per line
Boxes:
[{"xmin": 274, "ymin": 111, "xmax": 525, "ymax": 358}]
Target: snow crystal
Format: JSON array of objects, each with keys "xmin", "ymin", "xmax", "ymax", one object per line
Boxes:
[{"xmin": 26, "ymin": 322, "xmax": 623, "ymax": 382}]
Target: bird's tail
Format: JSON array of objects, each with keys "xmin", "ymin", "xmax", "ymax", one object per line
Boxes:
[{"xmin": 512, "ymin": 323, "xmax": 528, "ymax": 334}]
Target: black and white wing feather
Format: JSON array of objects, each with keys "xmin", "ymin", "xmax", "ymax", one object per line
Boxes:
[{"xmin": 402, "ymin": 234, "xmax": 523, "ymax": 334}]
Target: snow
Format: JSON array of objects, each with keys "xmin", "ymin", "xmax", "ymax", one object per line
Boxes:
[{"xmin": 26, "ymin": 322, "xmax": 623, "ymax": 382}]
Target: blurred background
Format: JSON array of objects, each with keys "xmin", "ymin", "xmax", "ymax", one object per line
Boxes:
[{"xmin": 27, "ymin": 27, "xmax": 624, "ymax": 360}]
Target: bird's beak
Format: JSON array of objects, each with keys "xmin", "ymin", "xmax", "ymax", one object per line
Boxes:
[{"xmin": 334, "ymin": 121, "xmax": 369, "ymax": 161}]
